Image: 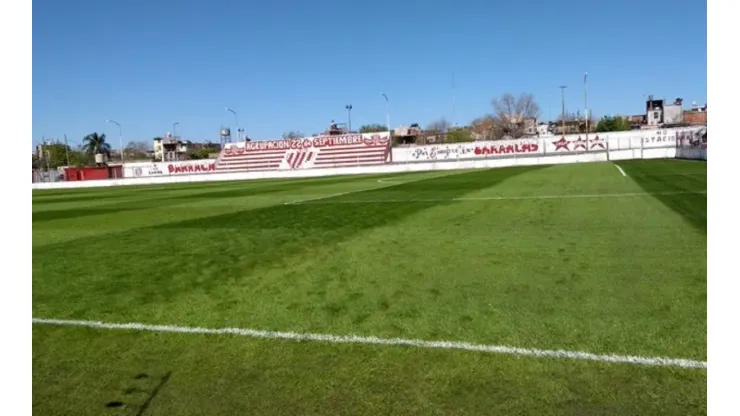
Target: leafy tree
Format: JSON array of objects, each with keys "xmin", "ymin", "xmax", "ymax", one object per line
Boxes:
[
  {"xmin": 445, "ymin": 128, "xmax": 474, "ymax": 143},
  {"xmin": 470, "ymin": 116, "xmax": 497, "ymax": 140},
  {"xmin": 490, "ymin": 93, "xmax": 540, "ymax": 139},
  {"xmin": 491, "ymin": 92, "xmax": 540, "ymax": 139},
  {"xmin": 359, "ymin": 124, "xmax": 387, "ymax": 133},
  {"xmin": 426, "ymin": 118, "xmax": 451, "ymax": 133},
  {"xmin": 82, "ymin": 132, "xmax": 112, "ymax": 156},
  {"xmin": 595, "ymin": 116, "xmax": 632, "ymax": 132},
  {"xmin": 125, "ymin": 141, "xmax": 152, "ymax": 160},
  {"xmin": 34, "ymin": 143, "xmax": 87, "ymax": 169},
  {"xmin": 188, "ymin": 148, "xmax": 213, "ymax": 160}
]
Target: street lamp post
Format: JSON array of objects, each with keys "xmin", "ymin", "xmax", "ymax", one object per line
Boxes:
[
  {"xmin": 105, "ymin": 119, "xmax": 123, "ymax": 162},
  {"xmin": 173, "ymin": 121, "xmax": 180, "ymax": 137},
  {"xmin": 225, "ymin": 107, "xmax": 242, "ymax": 141},
  {"xmin": 584, "ymin": 72, "xmax": 589, "ymax": 142},
  {"xmin": 345, "ymin": 104, "xmax": 353, "ymax": 133},
  {"xmin": 559, "ymin": 86, "xmax": 567, "ymax": 138},
  {"xmin": 381, "ymin": 93, "xmax": 390, "ymax": 132}
]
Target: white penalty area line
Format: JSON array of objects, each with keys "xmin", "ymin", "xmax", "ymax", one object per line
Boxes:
[
  {"xmin": 32, "ymin": 318, "xmax": 705, "ymax": 370},
  {"xmin": 288, "ymin": 190, "xmax": 707, "ymax": 205},
  {"xmin": 614, "ymin": 163, "xmax": 628, "ymax": 177}
]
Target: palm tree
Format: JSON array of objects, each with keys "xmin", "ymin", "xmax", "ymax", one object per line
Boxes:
[{"xmin": 82, "ymin": 132, "xmax": 112, "ymax": 156}]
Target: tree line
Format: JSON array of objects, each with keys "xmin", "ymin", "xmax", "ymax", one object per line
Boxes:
[
  {"xmin": 32, "ymin": 130, "xmax": 225, "ymax": 170},
  {"xmin": 279, "ymin": 93, "xmax": 633, "ymax": 145},
  {"xmin": 33, "ymin": 132, "xmax": 113, "ymax": 170},
  {"xmin": 36, "ymin": 100, "xmax": 637, "ymax": 171}
]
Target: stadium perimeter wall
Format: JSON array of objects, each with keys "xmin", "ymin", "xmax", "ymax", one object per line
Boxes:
[{"xmin": 32, "ymin": 144, "xmax": 705, "ymax": 190}]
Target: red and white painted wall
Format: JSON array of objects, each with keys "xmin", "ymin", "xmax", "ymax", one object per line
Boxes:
[
  {"xmin": 121, "ymin": 131, "xmax": 392, "ymax": 178},
  {"xmin": 391, "ymin": 127, "xmax": 705, "ymax": 163},
  {"xmin": 33, "ymin": 127, "xmax": 704, "ymax": 189},
  {"xmin": 216, "ymin": 131, "xmax": 391, "ymax": 172}
]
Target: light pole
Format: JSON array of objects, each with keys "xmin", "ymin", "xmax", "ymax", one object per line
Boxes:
[
  {"xmin": 63, "ymin": 133, "xmax": 70, "ymax": 166},
  {"xmin": 225, "ymin": 107, "xmax": 242, "ymax": 141},
  {"xmin": 173, "ymin": 121, "xmax": 180, "ymax": 137},
  {"xmin": 559, "ymin": 86, "xmax": 567, "ymax": 138},
  {"xmin": 381, "ymin": 93, "xmax": 390, "ymax": 132},
  {"xmin": 345, "ymin": 105, "xmax": 353, "ymax": 133},
  {"xmin": 105, "ymin": 119, "xmax": 123, "ymax": 162},
  {"xmin": 584, "ymin": 72, "xmax": 589, "ymax": 142}
]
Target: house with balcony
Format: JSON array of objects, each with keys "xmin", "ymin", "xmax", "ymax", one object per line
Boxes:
[{"xmin": 153, "ymin": 134, "xmax": 190, "ymax": 162}]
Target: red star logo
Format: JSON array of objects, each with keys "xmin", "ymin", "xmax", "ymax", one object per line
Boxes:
[
  {"xmin": 574, "ymin": 136, "xmax": 587, "ymax": 150},
  {"xmin": 552, "ymin": 138, "xmax": 570, "ymax": 151},
  {"xmin": 590, "ymin": 135, "xmax": 605, "ymax": 149}
]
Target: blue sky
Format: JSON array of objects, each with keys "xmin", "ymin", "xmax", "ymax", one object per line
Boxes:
[{"xmin": 33, "ymin": 0, "xmax": 706, "ymax": 147}]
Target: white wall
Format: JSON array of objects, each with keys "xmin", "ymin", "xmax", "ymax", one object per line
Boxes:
[
  {"xmin": 391, "ymin": 127, "xmax": 704, "ymax": 163},
  {"xmin": 124, "ymin": 159, "xmax": 218, "ymax": 178},
  {"xmin": 32, "ymin": 127, "xmax": 706, "ymax": 190},
  {"xmin": 33, "ymin": 153, "xmax": 605, "ymax": 189}
]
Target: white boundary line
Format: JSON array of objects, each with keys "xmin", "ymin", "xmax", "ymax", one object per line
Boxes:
[
  {"xmin": 32, "ymin": 318, "xmax": 706, "ymax": 370},
  {"xmin": 289, "ymin": 190, "xmax": 707, "ymax": 205},
  {"xmin": 614, "ymin": 164, "xmax": 628, "ymax": 177}
]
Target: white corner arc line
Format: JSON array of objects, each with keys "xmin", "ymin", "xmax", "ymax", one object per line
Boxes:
[
  {"xmin": 32, "ymin": 318, "xmax": 706, "ymax": 370},
  {"xmin": 288, "ymin": 190, "xmax": 707, "ymax": 205},
  {"xmin": 614, "ymin": 164, "xmax": 627, "ymax": 177}
]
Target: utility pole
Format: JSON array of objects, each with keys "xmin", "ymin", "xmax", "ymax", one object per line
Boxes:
[
  {"xmin": 64, "ymin": 134, "xmax": 70, "ymax": 166},
  {"xmin": 584, "ymin": 72, "xmax": 589, "ymax": 143},
  {"xmin": 452, "ymin": 72, "xmax": 456, "ymax": 127},
  {"xmin": 105, "ymin": 119, "xmax": 124, "ymax": 162},
  {"xmin": 381, "ymin": 93, "xmax": 390, "ymax": 132},
  {"xmin": 345, "ymin": 104, "xmax": 353, "ymax": 133},
  {"xmin": 225, "ymin": 107, "xmax": 241, "ymax": 141},
  {"xmin": 559, "ymin": 86, "xmax": 567, "ymax": 138},
  {"xmin": 41, "ymin": 137, "xmax": 50, "ymax": 176}
]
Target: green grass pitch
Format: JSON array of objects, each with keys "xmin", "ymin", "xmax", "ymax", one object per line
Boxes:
[{"xmin": 32, "ymin": 159, "xmax": 707, "ymax": 415}]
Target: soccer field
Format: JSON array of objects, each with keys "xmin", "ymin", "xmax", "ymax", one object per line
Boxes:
[{"xmin": 32, "ymin": 159, "xmax": 707, "ymax": 415}]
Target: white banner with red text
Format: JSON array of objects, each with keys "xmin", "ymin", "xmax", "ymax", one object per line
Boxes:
[
  {"xmin": 391, "ymin": 127, "xmax": 705, "ymax": 163},
  {"xmin": 123, "ymin": 160, "xmax": 218, "ymax": 178}
]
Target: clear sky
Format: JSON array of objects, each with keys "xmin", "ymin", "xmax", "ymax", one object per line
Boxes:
[{"xmin": 32, "ymin": 0, "xmax": 707, "ymax": 147}]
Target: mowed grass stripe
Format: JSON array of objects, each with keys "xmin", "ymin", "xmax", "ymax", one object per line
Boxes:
[
  {"xmin": 31, "ymin": 175, "xmax": 357, "ymax": 222},
  {"xmin": 31, "ymin": 166, "xmax": 542, "ymax": 318},
  {"xmin": 31, "ymin": 170, "xmax": 469, "ymax": 247},
  {"xmin": 619, "ymin": 159, "xmax": 707, "ymax": 231},
  {"xmin": 33, "ymin": 163, "xmax": 704, "ymax": 358},
  {"xmin": 33, "ymin": 161, "xmax": 707, "ymax": 415},
  {"xmin": 31, "ymin": 172, "xmax": 411, "ymax": 205}
]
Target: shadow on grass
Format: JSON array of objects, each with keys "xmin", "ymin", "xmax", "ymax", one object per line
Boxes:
[
  {"xmin": 32, "ymin": 174, "xmax": 392, "ymax": 204},
  {"xmin": 33, "ymin": 166, "xmax": 544, "ymax": 314},
  {"xmin": 32, "ymin": 174, "xmax": 393, "ymax": 223},
  {"xmin": 618, "ymin": 159, "xmax": 706, "ymax": 232}
]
